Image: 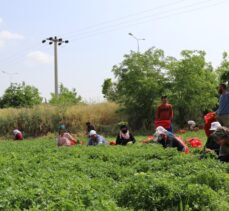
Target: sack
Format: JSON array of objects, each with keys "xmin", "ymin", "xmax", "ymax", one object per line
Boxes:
[
  {"xmin": 204, "ymin": 112, "xmax": 216, "ymax": 137},
  {"xmin": 186, "ymin": 138, "xmax": 203, "ymax": 148},
  {"xmin": 109, "ymin": 141, "xmax": 116, "ymax": 145}
]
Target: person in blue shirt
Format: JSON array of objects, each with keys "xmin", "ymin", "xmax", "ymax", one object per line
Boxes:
[
  {"xmin": 216, "ymin": 83, "xmax": 229, "ymax": 127},
  {"xmin": 87, "ymin": 130, "xmax": 107, "ymax": 146}
]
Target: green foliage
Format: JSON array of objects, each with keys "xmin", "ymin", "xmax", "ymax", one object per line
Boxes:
[
  {"xmin": 49, "ymin": 84, "xmax": 82, "ymax": 105},
  {"xmin": 167, "ymin": 50, "xmax": 218, "ymax": 125},
  {"xmin": 103, "ymin": 48, "xmax": 219, "ymax": 128},
  {"xmin": 0, "ymin": 138, "xmax": 228, "ymax": 210},
  {"xmin": 102, "ymin": 48, "xmax": 167, "ymax": 129},
  {"xmin": 0, "ymin": 82, "xmax": 42, "ymax": 108}
]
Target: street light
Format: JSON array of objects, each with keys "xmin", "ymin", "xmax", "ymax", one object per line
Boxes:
[
  {"xmin": 42, "ymin": 36, "xmax": 69, "ymax": 95},
  {"xmin": 128, "ymin": 33, "xmax": 145, "ymax": 53}
]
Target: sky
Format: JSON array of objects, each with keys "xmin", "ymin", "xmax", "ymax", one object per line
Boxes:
[{"xmin": 0, "ymin": 0, "xmax": 229, "ymax": 102}]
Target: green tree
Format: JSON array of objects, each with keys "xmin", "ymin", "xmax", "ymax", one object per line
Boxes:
[
  {"xmin": 167, "ymin": 50, "xmax": 218, "ymax": 125},
  {"xmin": 0, "ymin": 82, "xmax": 42, "ymax": 108},
  {"xmin": 102, "ymin": 48, "xmax": 167, "ymax": 129},
  {"xmin": 216, "ymin": 52, "xmax": 229, "ymax": 88},
  {"xmin": 49, "ymin": 84, "xmax": 82, "ymax": 105}
]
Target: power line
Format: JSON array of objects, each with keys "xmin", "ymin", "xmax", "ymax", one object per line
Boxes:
[
  {"xmin": 68, "ymin": 0, "xmax": 229, "ymax": 42},
  {"xmin": 64, "ymin": 0, "xmax": 191, "ymax": 37},
  {"xmin": 65, "ymin": 0, "xmax": 218, "ymax": 39}
]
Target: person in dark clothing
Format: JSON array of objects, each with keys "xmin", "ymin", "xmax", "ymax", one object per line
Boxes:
[
  {"xmin": 153, "ymin": 128, "xmax": 189, "ymax": 153},
  {"xmin": 86, "ymin": 122, "xmax": 95, "ymax": 135},
  {"xmin": 204, "ymin": 122, "xmax": 221, "ymax": 155},
  {"xmin": 116, "ymin": 125, "xmax": 136, "ymax": 145},
  {"xmin": 211, "ymin": 127, "xmax": 229, "ymax": 162}
]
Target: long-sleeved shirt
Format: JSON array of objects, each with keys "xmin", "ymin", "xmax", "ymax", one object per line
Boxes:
[
  {"xmin": 88, "ymin": 134, "xmax": 107, "ymax": 146},
  {"xmin": 116, "ymin": 132, "xmax": 136, "ymax": 145},
  {"xmin": 216, "ymin": 92, "xmax": 229, "ymax": 116},
  {"xmin": 156, "ymin": 103, "xmax": 173, "ymax": 120}
]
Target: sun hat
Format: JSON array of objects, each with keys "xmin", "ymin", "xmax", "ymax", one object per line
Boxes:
[
  {"xmin": 89, "ymin": 130, "xmax": 97, "ymax": 136},
  {"xmin": 209, "ymin": 122, "xmax": 221, "ymax": 131}
]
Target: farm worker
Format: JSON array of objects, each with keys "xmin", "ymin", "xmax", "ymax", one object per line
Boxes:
[
  {"xmin": 212, "ymin": 127, "xmax": 229, "ymax": 162},
  {"xmin": 216, "ymin": 83, "xmax": 229, "ymax": 127},
  {"xmin": 203, "ymin": 121, "xmax": 221, "ymax": 155},
  {"xmin": 86, "ymin": 122, "xmax": 96, "ymax": 135},
  {"xmin": 152, "ymin": 127, "xmax": 188, "ymax": 153},
  {"xmin": 116, "ymin": 124, "xmax": 136, "ymax": 145},
  {"xmin": 155, "ymin": 96, "xmax": 173, "ymax": 132},
  {"xmin": 187, "ymin": 120, "xmax": 196, "ymax": 130},
  {"xmin": 87, "ymin": 130, "xmax": 107, "ymax": 146},
  {"xmin": 13, "ymin": 129, "xmax": 23, "ymax": 140},
  {"xmin": 57, "ymin": 125, "xmax": 78, "ymax": 147}
]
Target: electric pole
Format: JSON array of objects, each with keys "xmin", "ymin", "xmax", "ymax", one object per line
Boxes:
[{"xmin": 42, "ymin": 36, "xmax": 69, "ymax": 95}]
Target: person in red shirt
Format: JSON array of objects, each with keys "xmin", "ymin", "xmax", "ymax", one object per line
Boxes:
[
  {"xmin": 13, "ymin": 129, "xmax": 23, "ymax": 140},
  {"xmin": 155, "ymin": 96, "xmax": 173, "ymax": 132}
]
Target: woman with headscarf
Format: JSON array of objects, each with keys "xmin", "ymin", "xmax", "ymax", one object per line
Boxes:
[
  {"xmin": 152, "ymin": 126, "xmax": 189, "ymax": 153},
  {"xmin": 116, "ymin": 124, "xmax": 136, "ymax": 145},
  {"xmin": 57, "ymin": 125, "xmax": 78, "ymax": 147}
]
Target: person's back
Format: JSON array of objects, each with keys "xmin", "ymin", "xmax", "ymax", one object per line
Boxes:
[{"xmin": 13, "ymin": 129, "xmax": 23, "ymax": 140}]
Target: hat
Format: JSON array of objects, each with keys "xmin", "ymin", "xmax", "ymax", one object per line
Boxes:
[
  {"xmin": 89, "ymin": 130, "xmax": 97, "ymax": 136},
  {"xmin": 209, "ymin": 122, "xmax": 221, "ymax": 131}
]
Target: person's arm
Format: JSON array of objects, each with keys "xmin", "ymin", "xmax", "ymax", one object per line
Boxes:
[
  {"xmin": 130, "ymin": 133, "xmax": 136, "ymax": 144},
  {"xmin": 87, "ymin": 139, "xmax": 92, "ymax": 146},
  {"xmin": 173, "ymin": 137, "xmax": 185, "ymax": 152},
  {"xmin": 116, "ymin": 134, "xmax": 121, "ymax": 145}
]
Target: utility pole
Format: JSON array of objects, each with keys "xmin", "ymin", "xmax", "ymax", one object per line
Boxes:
[
  {"xmin": 42, "ymin": 36, "xmax": 69, "ymax": 95},
  {"xmin": 128, "ymin": 33, "xmax": 145, "ymax": 53}
]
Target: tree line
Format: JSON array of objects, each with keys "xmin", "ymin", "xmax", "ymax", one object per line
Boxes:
[{"xmin": 102, "ymin": 48, "xmax": 229, "ymax": 129}]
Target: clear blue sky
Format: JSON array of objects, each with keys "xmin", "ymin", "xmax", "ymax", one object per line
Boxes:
[{"xmin": 0, "ymin": 0, "xmax": 229, "ymax": 102}]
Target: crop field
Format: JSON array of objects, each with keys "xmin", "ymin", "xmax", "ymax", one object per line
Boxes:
[{"xmin": 0, "ymin": 131, "xmax": 228, "ymax": 210}]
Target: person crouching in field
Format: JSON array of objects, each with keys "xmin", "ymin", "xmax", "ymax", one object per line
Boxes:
[
  {"xmin": 150, "ymin": 126, "xmax": 189, "ymax": 153},
  {"xmin": 13, "ymin": 129, "xmax": 23, "ymax": 140},
  {"xmin": 211, "ymin": 127, "xmax": 229, "ymax": 162},
  {"xmin": 202, "ymin": 122, "xmax": 221, "ymax": 156},
  {"xmin": 57, "ymin": 125, "xmax": 78, "ymax": 147},
  {"xmin": 87, "ymin": 130, "xmax": 107, "ymax": 146},
  {"xmin": 116, "ymin": 124, "xmax": 136, "ymax": 145}
]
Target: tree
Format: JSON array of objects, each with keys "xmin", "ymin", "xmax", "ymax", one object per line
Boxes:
[
  {"xmin": 0, "ymin": 82, "xmax": 42, "ymax": 108},
  {"xmin": 49, "ymin": 84, "xmax": 82, "ymax": 105},
  {"xmin": 216, "ymin": 52, "xmax": 229, "ymax": 88},
  {"xmin": 167, "ymin": 50, "xmax": 218, "ymax": 125},
  {"xmin": 102, "ymin": 48, "xmax": 167, "ymax": 129}
]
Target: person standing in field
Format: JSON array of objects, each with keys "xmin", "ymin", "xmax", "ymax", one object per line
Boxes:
[
  {"xmin": 57, "ymin": 125, "xmax": 78, "ymax": 147},
  {"xmin": 13, "ymin": 129, "xmax": 23, "ymax": 140},
  {"xmin": 86, "ymin": 122, "xmax": 95, "ymax": 135},
  {"xmin": 216, "ymin": 83, "xmax": 229, "ymax": 127},
  {"xmin": 87, "ymin": 130, "xmax": 107, "ymax": 146},
  {"xmin": 155, "ymin": 96, "xmax": 173, "ymax": 132},
  {"xmin": 116, "ymin": 124, "xmax": 136, "ymax": 145}
]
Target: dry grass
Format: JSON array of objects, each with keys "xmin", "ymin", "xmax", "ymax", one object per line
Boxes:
[{"xmin": 0, "ymin": 102, "xmax": 121, "ymax": 137}]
